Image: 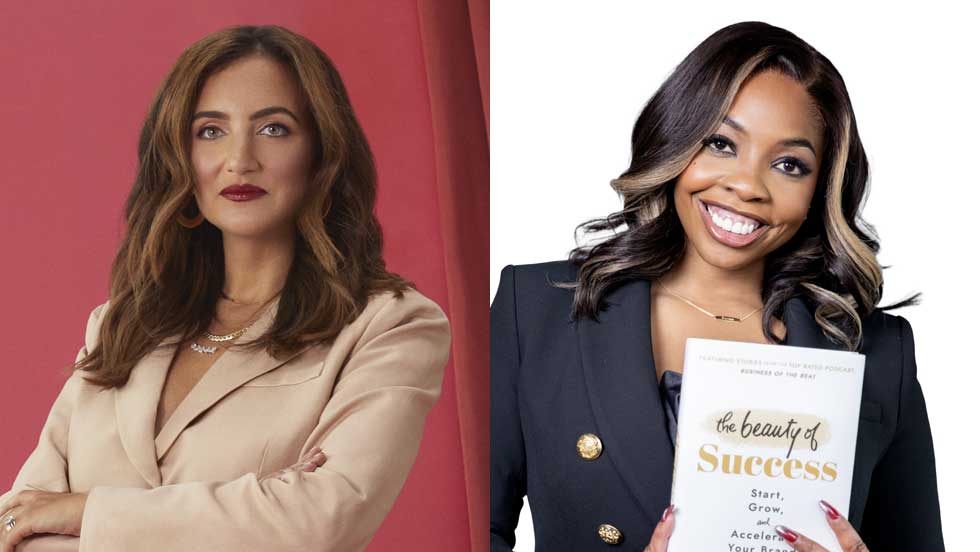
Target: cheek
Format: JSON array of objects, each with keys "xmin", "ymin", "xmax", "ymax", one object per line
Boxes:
[
  {"xmin": 771, "ymin": 185, "xmax": 816, "ymax": 225},
  {"xmin": 263, "ymin": 142, "xmax": 313, "ymax": 180},
  {"xmin": 190, "ymin": 146, "xmax": 223, "ymax": 182},
  {"xmin": 675, "ymin": 157, "xmax": 719, "ymax": 195}
]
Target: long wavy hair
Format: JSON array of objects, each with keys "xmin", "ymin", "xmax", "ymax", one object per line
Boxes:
[
  {"xmin": 569, "ymin": 21, "xmax": 918, "ymax": 351},
  {"xmin": 73, "ymin": 25, "xmax": 410, "ymax": 388}
]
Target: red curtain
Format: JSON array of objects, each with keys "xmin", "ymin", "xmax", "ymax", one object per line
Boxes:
[
  {"xmin": 0, "ymin": 2, "xmax": 488, "ymax": 551},
  {"xmin": 417, "ymin": 1, "xmax": 490, "ymax": 551}
]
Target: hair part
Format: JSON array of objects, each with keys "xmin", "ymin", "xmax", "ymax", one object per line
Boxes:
[
  {"xmin": 73, "ymin": 25, "xmax": 411, "ymax": 388},
  {"xmin": 566, "ymin": 21, "xmax": 918, "ymax": 351}
]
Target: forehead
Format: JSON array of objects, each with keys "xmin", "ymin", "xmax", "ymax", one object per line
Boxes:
[
  {"xmin": 195, "ymin": 54, "xmax": 303, "ymax": 111},
  {"xmin": 726, "ymin": 70, "xmax": 823, "ymax": 150}
]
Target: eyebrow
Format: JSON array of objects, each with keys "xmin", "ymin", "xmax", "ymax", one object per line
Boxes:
[
  {"xmin": 192, "ymin": 106, "xmax": 300, "ymax": 123},
  {"xmin": 722, "ymin": 116, "xmax": 816, "ymax": 156}
]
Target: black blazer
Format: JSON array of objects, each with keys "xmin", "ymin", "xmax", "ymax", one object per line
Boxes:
[{"xmin": 491, "ymin": 260, "xmax": 944, "ymax": 551}]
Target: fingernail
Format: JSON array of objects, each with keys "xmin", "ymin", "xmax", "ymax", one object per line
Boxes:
[
  {"xmin": 774, "ymin": 525, "xmax": 799, "ymax": 543},
  {"xmin": 818, "ymin": 499, "xmax": 841, "ymax": 520},
  {"xmin": 661, "ymin": 504, "xmax": 675, "ymax": 522}
]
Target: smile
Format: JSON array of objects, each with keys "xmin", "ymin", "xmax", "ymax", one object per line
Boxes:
[{"xmin": 697, "ymin": 199, "xmax": 769, "ymax": 248}]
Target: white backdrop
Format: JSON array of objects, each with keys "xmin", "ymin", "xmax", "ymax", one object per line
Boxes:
[{"xmin": 491, "ymin": 2, "xmax": 976, "ymax": 550}]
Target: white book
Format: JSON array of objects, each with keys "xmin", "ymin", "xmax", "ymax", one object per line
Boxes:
[{"xmin": 667, "ymin": 338, "xmax": 866, "ymax": 552}]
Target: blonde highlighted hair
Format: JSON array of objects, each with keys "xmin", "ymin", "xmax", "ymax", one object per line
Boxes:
[{"xmin": 569, "ymin": 21, "xmax": 917, "ymax": 351}]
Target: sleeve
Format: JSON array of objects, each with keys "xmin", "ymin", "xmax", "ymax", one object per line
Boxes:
[
  {"xmin": 1, "ymin": 303, "xmax": 106, "ymax": 552},
  {"xmin": 0, "ymin": 302, "xmax": 106, "ymax": 509},
  {"xmin": 860, "ymin": 315, "xmax": 945, "ymax": 550},
  {"xmin": 76, "ymin": 291, "xmax": 451, "ymax": 552},
  {"xmin": 490, "ymin": 266, "xmax": 527, "ymax": 552}
]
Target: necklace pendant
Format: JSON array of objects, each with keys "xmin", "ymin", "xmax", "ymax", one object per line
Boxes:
[
  {"xmin": 190, "ymin": 343, "xmax": 218, "ymax": 354},
  {"xmin": 714, "ymin": 315, "xmax": 741, "ymax": 322}
]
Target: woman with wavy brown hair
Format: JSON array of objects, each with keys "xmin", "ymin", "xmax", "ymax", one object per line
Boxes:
[
  {"xmin": 1, "ymin": 25, "xmax": 450, "ymax": 552},
  {"xmin": 491, "ymin": 21, "xmax": 943, "ymax": 552}
]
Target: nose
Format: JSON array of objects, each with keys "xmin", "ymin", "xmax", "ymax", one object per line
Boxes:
[
  {"xmin": 720, "ymin": 165, "xmax": 771, "ymax": 203},
  {"xmin": 224, "ymin": 132, "xmax": 259, "ymax": 176}
]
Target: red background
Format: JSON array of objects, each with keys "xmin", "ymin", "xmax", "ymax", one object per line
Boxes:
[{"xmin": 0, "ymin": 1, "xmax": 488, "ymax": 550}]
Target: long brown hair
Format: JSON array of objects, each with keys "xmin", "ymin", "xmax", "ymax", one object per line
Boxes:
[
  {"xmin": 74, "ymin": 25, "xmax": 410, "ymax": 388},
  {"xmin": 569, "ymin": 21, "xmax": 918, "ymax": 351}
]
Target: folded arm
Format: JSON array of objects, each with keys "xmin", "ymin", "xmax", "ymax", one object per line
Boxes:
[
  {"xmin": 78, "ymin": 292, "xmax": 450, "ymax": 552},
  {"xmin": 1, "ymin": 342, "xmax": 89, "ymax": 511}
]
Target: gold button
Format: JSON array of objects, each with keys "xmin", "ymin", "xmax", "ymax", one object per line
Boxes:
[
  {"xmin": 577, "ymin": 433, "xmax": 603, "ymax": 460},
  {"xmin": 597, "ymin": 523, "xmax": 622, "ymax": 545}
]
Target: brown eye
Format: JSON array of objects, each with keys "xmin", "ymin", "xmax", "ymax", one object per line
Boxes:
[
  {"xmin": 702, "ymin": 135, "xmax": 734, "ymax": 154},
  {"xmin": 775, "ymin": 158, "xmax": 812, "ymax": 177}
]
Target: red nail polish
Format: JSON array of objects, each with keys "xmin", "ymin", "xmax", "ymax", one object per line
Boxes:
[
  {"xmin": 818, "ymin": 499, "xmax": 841, "ymax": 520},
  {"xmin": 661, "ymin": 504, "xmax": 675, "ymax": 522},
  {"xmin": 774, "ymin": 525, "xmax": 799, "ymax": 543}
]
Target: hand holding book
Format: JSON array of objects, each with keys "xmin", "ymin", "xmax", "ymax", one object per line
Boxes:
[{"xmin": 643, "ymin": 500, "xmax": 871, "ymax": 552}]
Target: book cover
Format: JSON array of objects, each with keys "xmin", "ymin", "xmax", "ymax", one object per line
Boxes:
[{"xmin": 667, "ymin": 338, "xmax": 866, "ymax": 552}]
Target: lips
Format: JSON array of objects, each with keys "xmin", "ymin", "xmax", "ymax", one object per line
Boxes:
[
  {"xmin": 220, "ymin": 184, "xmax": 267, "ymax": 202},
  {"xmin": 700, "ymin": 199, "xmax": 768, "ymax": 226},
  {"xmin": 697, "ymin": 199, "xmax": 769, "ymax": 248},
  {"xmin": 221, "ymin": 184, "xmax": 266, "ymax": 195}
]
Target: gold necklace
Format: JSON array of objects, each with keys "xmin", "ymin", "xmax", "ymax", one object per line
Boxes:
[
  {"xmin": 190, "ymin": 291, "xmax": 281, "ymax": 354},
  {"xmin": 655, "ymin": 278, "xmax": 763, "ymax": 322}
]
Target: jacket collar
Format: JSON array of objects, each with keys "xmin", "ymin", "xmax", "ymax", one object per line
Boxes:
[
  {"xmin": 575, "ymin": 277, "xmax": 841, "ymax": 525},
  {"xmin": 114, "ymin": 296, "xmax": 309, "ymax": 488}
]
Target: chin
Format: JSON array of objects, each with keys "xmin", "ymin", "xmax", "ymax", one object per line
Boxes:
[
  {"xmin": 210, "ymin": 218, "xmax": 282, "ymax": 240},
  {"xmin": 706, "ymin": 254, "xmax": 760, "ymax": 272},
  {"xmin": 693, "ymin": 240, "xmax": 766, "ymax": 271}
]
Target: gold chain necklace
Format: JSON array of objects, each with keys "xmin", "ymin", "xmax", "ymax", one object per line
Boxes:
[
  {"xmin": 189, "ymin": 290, "xmax": 281, "ymax": 354},
  {"xmin": 655, "ymin": 278, "xmax": 763, "ymax": 322}
]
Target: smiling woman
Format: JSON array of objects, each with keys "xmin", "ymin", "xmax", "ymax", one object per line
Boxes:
[
  {"xmin": 0, "ymin": 24, "xmax": 451, "ymax": 552},
  {"xmin": 491, "ymin": 21, "xmax": 944, "ymax": 552}
]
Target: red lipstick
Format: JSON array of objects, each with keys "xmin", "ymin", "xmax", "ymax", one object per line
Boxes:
[{"xmin": 220, "ymin": 183, "xmax": 267, "ymax": 202}]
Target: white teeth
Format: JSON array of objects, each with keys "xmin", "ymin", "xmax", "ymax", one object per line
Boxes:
[{"xmin": 709, "ymin": 208, "xmax": 758, "ymax": 235}]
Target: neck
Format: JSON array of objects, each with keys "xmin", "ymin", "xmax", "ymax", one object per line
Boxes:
[
  {"xmin": 220, "ymin": 230, "xmax": 294, "ymax": 305},
  {"xmin": 659, "ymin": 243, "xmax": 765, "ymax": 309}
]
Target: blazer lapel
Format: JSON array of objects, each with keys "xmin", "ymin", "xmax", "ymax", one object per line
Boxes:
[
  {"xmin": 577, "ymin": 278, "xmax": 672, "ymax": 525},
  {"xmin": 153, "ymin": 296, "xmax": 314, "ymax": 458},
  {"xmin": 782, "ymin": 296, "xmax": 846, "ymax": 351},
  {"xmin": 114, "ymin": 296, "xmax": 310, "ymax": 487},
  {"xmin": 114, "ymin": 339, "xmax": 176, "ymax": 488}
]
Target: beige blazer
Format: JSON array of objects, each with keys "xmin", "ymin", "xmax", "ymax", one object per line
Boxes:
[{"xmin": 1, "ymin": 288, "xmax": 451, "ymax": 552}]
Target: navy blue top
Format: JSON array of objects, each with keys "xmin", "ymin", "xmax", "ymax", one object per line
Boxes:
[
  {"xmin": 657, "ymin": 371, "xmax": 683, "ymax": 449},
  {"xmin": 491, "ymin": 261, "xmax": 945, "ymax": 551}
]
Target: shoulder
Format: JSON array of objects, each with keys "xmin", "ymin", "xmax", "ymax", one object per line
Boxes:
[
  {"xmin": 856, "ymin": 306, "xmax": 920, "ymax": 409},
  {"xmin": 493, "ymin": 259, "xmax": 582, "ymax": 339},
  {"xmin": 348, "ymin": 287, "xmax": 451, "ymax": 353},
  {"xmin": 360, "ymin": 287, "xmax": 448, "ymax": 325},
  {"xmin": 498, "ymin": 259, "xmax": 579, "ymax": 291},
  {"xmin": 494, "ymin": 259, "xmax": 579, "ymax": 311},
  {"xmin": 859, "ymin": 306, "xmax": 913, "ymax": 360}
]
